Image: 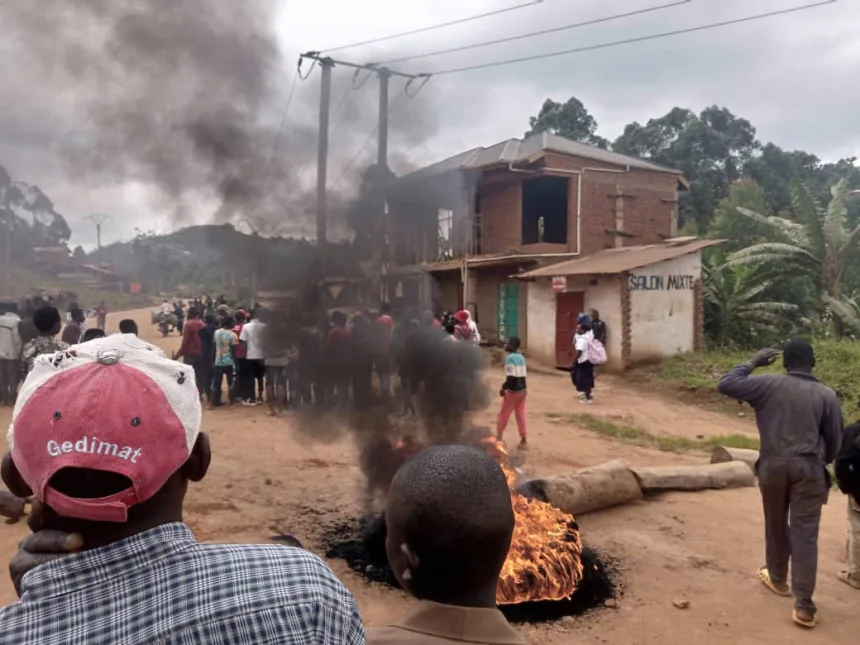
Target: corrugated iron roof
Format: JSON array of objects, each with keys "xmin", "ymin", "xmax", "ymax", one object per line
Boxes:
[
  {"xmin": 399, "ymin": 132, "xmax": 682, "ymax": 182},
  {"xmin": 516, "ymin": 239, "xmax": 723, "ymax": 278}
]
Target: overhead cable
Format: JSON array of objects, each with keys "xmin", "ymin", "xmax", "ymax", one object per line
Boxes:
[
  {"xmin": 320, "ymin": 0, "xmax": 545, "ymax": 53},
  {"xmin": 428, "ymin": 1, "xmax": 837, "ymax": 75},
  {"xmin": 375, "ymin": 0, "xmax": 692, "ymax": 65}
]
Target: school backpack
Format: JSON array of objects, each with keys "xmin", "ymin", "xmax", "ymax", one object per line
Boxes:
[
  {"xmin": 835, "ymin": 422, "xmax": 860, "ymax": 504},
  {"xmin": 587, "ymin": 337, "xmax": 607, "ymax": 365}
]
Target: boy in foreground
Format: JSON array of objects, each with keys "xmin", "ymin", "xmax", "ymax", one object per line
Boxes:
[
  {"xmin": 368, "ymin": 444, "xmax": 525, "ymax": 644},
  {"xmin": 0, "ymin": 335, "xmax": 365, "ymax": 644}
]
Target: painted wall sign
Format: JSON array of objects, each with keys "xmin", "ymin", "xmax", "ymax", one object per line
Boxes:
[
  {"xmin": 628, "ymin": 274, "xmax": 695, "ymax": 291},
  {"xmin": 551, "ymin": 276, "xmax": 567, "ymax": 293}
]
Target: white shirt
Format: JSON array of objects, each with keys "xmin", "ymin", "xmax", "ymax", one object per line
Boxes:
[
  {"xmin": 574, "ymin": 330, "xmax": 593, "ymax": 364},
  {"xmin": 467, "ymin": 320, "xmax": 481, "ymax": 345},
  {"xmin": 0, "ymin": 313, "xmax": 22, "ymax": 359},
  {"xmin": 160, "ymin": 302, "xmax": 172, "ymax": 315},
  {"xmin": 240, "ymin": 320, "xmax": 266, "ymax": 360}
]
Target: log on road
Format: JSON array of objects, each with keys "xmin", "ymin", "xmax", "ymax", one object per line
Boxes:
[
  {"xmin": 710, "ymin": 446, "xmax": 759, "ymax": 473},
  {"xmin": 631, "ymin": 461, "xmax": 755, "ymax": 492},
  {"xmin": 517, "ymin": 460, "xmax": 643, "ymax": 516}
]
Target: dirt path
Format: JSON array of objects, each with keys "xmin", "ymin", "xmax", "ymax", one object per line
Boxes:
[{"xmin": 0, "ymin": 309, "xmax": 855, "ymax": 643}]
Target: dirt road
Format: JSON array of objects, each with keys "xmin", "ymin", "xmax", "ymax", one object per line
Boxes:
[{"xmin": 0, "ymin": 307, "xmax": 856, "ymax": 642}]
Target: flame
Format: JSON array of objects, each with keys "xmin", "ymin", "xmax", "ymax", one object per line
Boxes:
[{"xmin": 481, "ymin": 437, "xmax": 584, "ymax": 605}]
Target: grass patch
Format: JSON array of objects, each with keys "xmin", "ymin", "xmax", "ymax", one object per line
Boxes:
[
  {"xmin": 647, "ymin": 341, "xmax": 860, "ymax": 419},
  {"xmin": 4, "ymin": 266, "xmax": 154, "ymax": 311},
  {"xmin": 549, "ymin": 413, "xmax": 760, "ymax": 454}
]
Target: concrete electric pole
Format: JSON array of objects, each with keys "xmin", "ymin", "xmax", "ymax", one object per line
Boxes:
[{"xmin": 84, "ymin": 213, "xmax": 112, "ymax": 250}]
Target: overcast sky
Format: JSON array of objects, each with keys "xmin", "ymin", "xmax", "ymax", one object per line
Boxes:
[{"xmin": 1, "ymin": 0, "xmax": 856, "ymax": 249}]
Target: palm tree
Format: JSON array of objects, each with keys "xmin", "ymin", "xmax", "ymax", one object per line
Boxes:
[
  {"xmin": 729, "ymin": 179, "xmax": 860, "ymax": 337},
  {"xmin": 702, "ymin": 258, "xmax": 796, "ymax": 347},
  {"xmin": 825, "ymin": 294, "xmax": 860, "ymax": 336}
]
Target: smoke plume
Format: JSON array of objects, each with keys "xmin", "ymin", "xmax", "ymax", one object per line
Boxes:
[{"xmin": 2, "ymin": 0, "xmax": 437, "ymax": 233}]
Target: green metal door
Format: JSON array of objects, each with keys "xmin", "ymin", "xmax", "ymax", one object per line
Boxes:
[{"xmin": 497, "ymin": 282, "xmax": 519, "ymax": 341}]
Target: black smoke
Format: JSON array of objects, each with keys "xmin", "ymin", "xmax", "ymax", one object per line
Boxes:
[{"xmin": 1, "ymin": 0, "xmax": 437, "ymax": 233}]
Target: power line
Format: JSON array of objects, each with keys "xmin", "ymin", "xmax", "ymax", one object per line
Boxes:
[
  {"xmin": 376, "ymin": 0, "xmax": 691, "ymax": 65},
  {"xmin": 261, "ymin": 62, "xmax": 301, "ymax": 185},
  {"xmin": 283, "ymin": 66, "xmax": 378, "ymax": 202},
  {"xmin": 333, "ymin": 85, "xmax": 409, "ymax": 188},
  {"xmin": 320, "ymin": 0, "xmax": 545, "ymax": 54},
  {"xmin": 428, "ymin": 0, "xmax": 837, "ymax": 75}
]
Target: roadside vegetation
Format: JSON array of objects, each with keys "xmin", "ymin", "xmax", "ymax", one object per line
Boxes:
[
  {"xmin": 649, "ymin": 341, "xmax": 860, "ymax": 420},
  {"xmin": 547, "ymin": 413, "xmax": 760, "ymax": 454}
]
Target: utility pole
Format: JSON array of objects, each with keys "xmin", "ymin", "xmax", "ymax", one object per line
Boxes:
[
  {"xmin": 377, "ymin": 68, "xmax": 391, "ymax": 168},
  {"xmin": 316, "ymin": 58, "xmax": 334, "ymax": 246},
  {"xmin": 241, "ymin": 217, "xmax": 271, "ymax": 309},
  {"xmin": 84, "ymin": 213, "xmax": 112, "ymax": 250},
  {"xmin": 300, "ymin": 53, "xmax": 428, "ymax": 243}
]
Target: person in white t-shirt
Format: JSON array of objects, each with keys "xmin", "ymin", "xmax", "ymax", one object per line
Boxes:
[
  {"xmin": 239, "ymin": 312, "xmax": 267, "ymax": 405},
  {"xmin": 571, "ymin": 320, "xmax": 595, "ymax": 404}
]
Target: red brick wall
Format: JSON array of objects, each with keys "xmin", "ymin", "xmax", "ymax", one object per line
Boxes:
[
  {"xmin": 479, "ymin": 180, "xmax": 522, "ymax": 254},
  {"xmin": 473, "ymin": 155, "xmax": 679, "ymax": 258},
  {"xmin": 542, "ymin": 153, "xmax": 679, "ymax": 255}
]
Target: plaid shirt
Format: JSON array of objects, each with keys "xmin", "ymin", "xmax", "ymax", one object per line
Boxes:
[{"xmin": 0, "ymin": 523, "xmax": 366, "ymax": 644}]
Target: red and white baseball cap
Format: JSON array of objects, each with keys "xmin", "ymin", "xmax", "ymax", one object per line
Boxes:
[{"xmin": 7, "ymin": 334, "xmax": 202, "ymax": 522}]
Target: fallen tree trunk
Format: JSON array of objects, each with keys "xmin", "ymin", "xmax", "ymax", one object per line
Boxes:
[
  {"xmin": 631, "ymin": 461, "xmax": 755, "ymax": 492},
  {"xmin": 517, "ymin": 460, "xmax": 642, "ymax": 516},
  {"xmin": 710, "ymin": 446, "xmax": 759, "ymax": 473}
]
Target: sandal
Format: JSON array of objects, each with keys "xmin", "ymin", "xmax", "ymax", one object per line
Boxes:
[
  {"xmin": 837, "ymin": 571, "xmax": 860, "ymax": 590},
  {"xmin": 792, "ymin": 609, "xmax": 817, "ymax": 628},
  {"xmin": 758, "ymin": 566, "xmax": 791, "ymax": 597}
]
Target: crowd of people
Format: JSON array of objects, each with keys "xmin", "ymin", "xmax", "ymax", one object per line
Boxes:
[
  {"xmin": 0, "ymin": 333, "xmax": 527, "ymax": 644},
  {"xmin": 160, "ymin": 301, "xmax": 492, "ymax": 419}
]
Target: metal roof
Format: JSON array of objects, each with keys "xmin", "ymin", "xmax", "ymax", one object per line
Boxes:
[
  {"xmin": 399, "ymin": 131, "xmax": 682, "ymax": 182},
  {"xmin": 516, "ymin": 239, "xmax": 723, "ymax": 278}
]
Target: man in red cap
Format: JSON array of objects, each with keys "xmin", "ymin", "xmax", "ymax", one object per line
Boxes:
[{"xmin": 0, "ymin": 335, "xmax": 365, "ymax": 644}]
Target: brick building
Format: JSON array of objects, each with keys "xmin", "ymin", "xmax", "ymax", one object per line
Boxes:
[{"xmin": 385, "ymin": 131, "xmax": 711, "ymax": 368}]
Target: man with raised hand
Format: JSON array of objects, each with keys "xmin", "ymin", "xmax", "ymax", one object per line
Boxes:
[
  {"xmin": 0, "ymin": 335, "xmax": 365, "ymax": 644},
  {"xmin": 717, "ymin": 340, "xmax": 842, "ymax": 629}
]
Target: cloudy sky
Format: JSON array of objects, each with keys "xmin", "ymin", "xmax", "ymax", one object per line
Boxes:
[{"xmin": 1, "ymin": 0, "xmax": 856, "ymax": 248}]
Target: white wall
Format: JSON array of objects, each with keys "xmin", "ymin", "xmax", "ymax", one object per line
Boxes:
[
  {"xmin": 581, "ymin": 277, "xmax": 623, "ymax": 370},
  {"xmin": 629, "ymin": 252, "xmax": 701, "ymax": 362},
  {"xmin": 526, "ymin": 280, "xmax": 556, "ymax": 367},
  {"xmin": 525, "ymin": 276, "xmax": 623, "ymax": 370}
]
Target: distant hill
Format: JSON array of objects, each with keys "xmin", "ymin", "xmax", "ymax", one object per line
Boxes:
[{"xmin": 86, "ymin": 224, "xmax": 363, "ymax": 296}]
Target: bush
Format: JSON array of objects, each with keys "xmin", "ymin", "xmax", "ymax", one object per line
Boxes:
[{"xmin": 658, "ymin": 340, "xmax": 860, "ymax": 418}]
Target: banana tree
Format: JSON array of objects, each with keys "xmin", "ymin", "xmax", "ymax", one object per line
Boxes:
[
  {"xmin": 702, "ymin": 258, "xmax": 796, "ymax": 347},
  {"xmin": 729, "ymin": 179, "xmax": 860, "ymax": 337}
]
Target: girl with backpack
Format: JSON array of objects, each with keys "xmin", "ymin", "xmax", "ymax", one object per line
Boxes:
[{"xmin": 570, "ymin": 317, "xmax": 606, "ymax": 404}]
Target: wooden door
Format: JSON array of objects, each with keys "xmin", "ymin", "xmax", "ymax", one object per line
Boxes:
[{"xmin": 555, "ymin": 291, "xmax": 584, "ymax": 367}]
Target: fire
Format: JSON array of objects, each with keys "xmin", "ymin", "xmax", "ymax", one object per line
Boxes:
[{"xmin": 481, "ymin": 437, "xmax": 584, "ymax": 605}]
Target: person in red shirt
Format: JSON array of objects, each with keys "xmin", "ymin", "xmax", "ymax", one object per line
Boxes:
[
  {"xmin": 375, "ymin": 303, "xmax": 394, "ymax": 399},
  {"xmin": 173, "ymin": 306, "xmax": 206, "ymax": 397},
  {"xmin": 325, "ymin": 311, "xmax": 352, "ymax": 409}
]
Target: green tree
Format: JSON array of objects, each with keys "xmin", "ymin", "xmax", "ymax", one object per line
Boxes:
[
  {"xmin": 72, "ymin": 245, "xmax": 87, "ymax": 261},
  {"xmin": 729, "ymin": 180, "xmax": 860, "ymax": 337},
  {"xmin": 708, "ymin": 178, "xmax": 773, "ymax": 253},
  {"xmin": 703, "ymin": 257, "xmax": 796, "ymax": 347},
  {"xmin": 613, "ymin": 106, "xmax": 759, "ymax": 230},
  {"xmin": 526, "ymin": 98, "xmax": 609, "ymax": 149}
]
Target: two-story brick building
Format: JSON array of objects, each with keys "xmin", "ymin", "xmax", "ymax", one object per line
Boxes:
[{"xmin": 385, "ymin": 131, "xmax": 717, "ymax": 369}]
